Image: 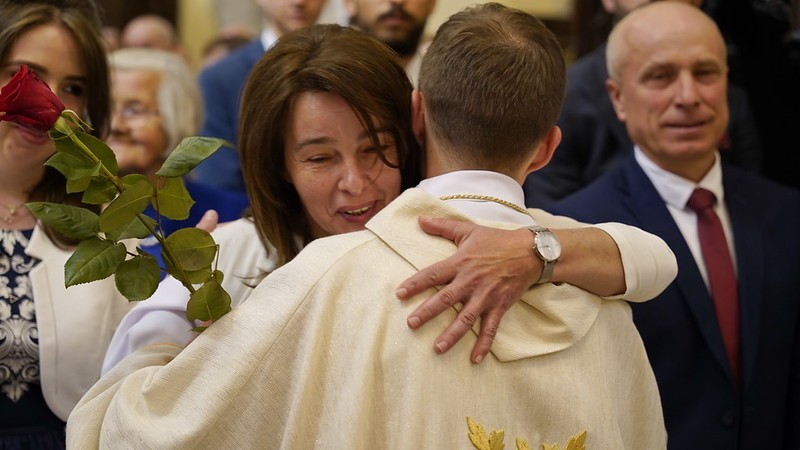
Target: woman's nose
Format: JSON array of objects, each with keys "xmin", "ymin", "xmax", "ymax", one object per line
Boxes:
[
  {"xmin": 109, "ymin": 109, "xmax": 129, "ymax": 133},
  {"xmin": 338, "ymin": 161, "xmax": 371, "ymax": 195}
]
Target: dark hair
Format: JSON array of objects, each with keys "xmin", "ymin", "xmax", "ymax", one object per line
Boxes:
[
  {"xmin": 238, "ymin": 24, "xmax": 419, "ymax": 271},
  {"xmin": 0, "ymin": 2, "xmax": 109, "ymax": 246},
  {"xmin": 418, "ymin": 2, "xmax": 566, "ymax": 173},
  {"xmin": 0, "ymin": 0, "xmax": 104, "ymax": 28}
]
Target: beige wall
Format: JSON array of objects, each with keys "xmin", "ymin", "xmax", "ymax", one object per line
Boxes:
[
  {"xmin": 177, "ymin": 0, "xmax": 347, "ymax": 71},
  {"xmin": 177, "ymin": 0, "xmax": 216, "ymax": 70},
  {"xmin": 426, "ymin": 0, "xmax": 573, "ymax": 37},
  {"xmin": 178, "ymin": 0, "xmax": 573, "ymax": 71}
]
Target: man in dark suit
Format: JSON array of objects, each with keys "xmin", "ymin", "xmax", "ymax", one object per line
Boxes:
[
  {"xmin": 523, "ymin": 0, "xmax": 763, "ymax": 208},
  {"xmin": 191, "ymin": 0, "xmax": 327, "ymax": 193},
  {"xmin": 548, "ymin": 3, "xmax": 800, "ymax": 448}
]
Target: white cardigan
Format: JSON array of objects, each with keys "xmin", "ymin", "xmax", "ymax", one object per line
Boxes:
[{"xmin": 25, "ymin": 226, "xmax": 133, "ymax": 421}]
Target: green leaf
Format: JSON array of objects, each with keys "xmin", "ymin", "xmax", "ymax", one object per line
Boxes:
[
  {"xmin": 160, "ymin": 251, "xmax": 212, "ymax": 285},
  {"xmin": 99, "ymin": 180, "xmax": 154, "ymax": 233},
  {"xmin": 154, "ymin": 176, "xmax": 194, "ymax": 220},
  {"xmin": 184, "ymin": 267, "xmax": 214, "ymax": 284},
  {"xmin": 115, "ymin": 251, "xmax": 160, "ymax": 301},
  {"xmin": 162, "ymin": 249, "xmax": 213, "ymax": 283},
  {"xmin": 75, "ymin": 130, "xmax": 119, "ymax": 176},
  {"xmin": 163, "ymin": 228, "xmax": 217, "ymax": 272},
  {"xmin": 121, "ymin": 173, "xmax": 150, "ymax": 188},
  {"xmin": 53, "ymin": 133, "xmax": 87, "ymax": 159},
  {"xmin": 64, "ymin": 237, "xmax": 127, "ymax": 286},
  {"xmin": 106, "ymin": 214, "xmax": 157, "ymax": 241},
  {"xmin": 186, "ymin": 272, "xmax": 231, "ymax": 322},
  {"xmin": 156, "ymin": 137, "xmax": 228, "ymax": 177},
  {"xmin": 49, "ymin": 128, "xmax": 72, "ymax": 142},
  {"xmin": 26, "ymin": 202, "xmax": 99, "ymax": 240},
  {"xmin": 66, "ymin": 176, "xmax": 92, "ymax": 194},
  {"xmin": 45, "ymin": 152, "xmax": 100, "ymax": 181},
  {"xmin": 82, "ymin": 178, "xmax": 118, "ymax": 204}
]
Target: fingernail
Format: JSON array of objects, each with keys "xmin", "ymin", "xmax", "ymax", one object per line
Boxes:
[
  {"xmin": 435, "ymin": 341, "xmax": 449, "ymax": 353},
  {"xmin": 473, "ymin": 354, "xmax": 483, "ymax": 364},
  {"xmin": 396, "ymin": 287, "xmax": 408, "ymax": 299},
  {"xmin": 407, "ymin": 316, "xmax": 420, "ymax": 329}
]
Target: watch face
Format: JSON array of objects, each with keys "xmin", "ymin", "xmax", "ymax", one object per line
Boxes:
[{"xmin": 536, "ymin": 232, "xmax": 562, "ymax": 261}]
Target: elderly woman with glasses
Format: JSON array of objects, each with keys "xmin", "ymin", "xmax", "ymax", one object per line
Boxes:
[{"xmin": 106, "ymin": 47, "xmax": 249, "ymax": 270}]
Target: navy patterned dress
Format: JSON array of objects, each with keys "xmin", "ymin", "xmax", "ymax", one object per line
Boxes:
[{"xmin": 0, "ymin": 229, "xmax": 65, "ymax": 449}]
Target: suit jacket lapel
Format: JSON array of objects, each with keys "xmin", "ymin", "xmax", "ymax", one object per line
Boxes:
[
  {"xmin": 244, "ymin": 39, "xmax": 266, "ymax": 65},
  {"xmin": 620, "ymin": 158, "xmax": 734, "ymax": 380},
  {"xmin": 723, "ymin": 171, "xmax": 763, "ymax": 387}
]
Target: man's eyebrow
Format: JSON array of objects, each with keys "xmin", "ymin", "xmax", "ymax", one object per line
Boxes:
[
  {"xmin": 693, "ymin": 59, "xmax": 723, "ymax": 69},
  {"xmin": 640, "ymin": 61, "xmax": 675, "ymax": 73}
]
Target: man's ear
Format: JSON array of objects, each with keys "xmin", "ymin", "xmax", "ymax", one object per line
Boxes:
[
  {"xmin": 411, "ymin": 89, "xmax": 426, "ymax": 147},
  {"xmin": 606, "ymin": 78, "xmax": 627, "ymax": 122},
  {"xmin": 524, "ymin": 126, "xmax": 562, "ymax": 175}
]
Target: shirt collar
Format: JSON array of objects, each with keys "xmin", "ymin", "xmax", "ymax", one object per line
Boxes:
[
  {"xmin": 417, "ymin": 170, "xmax": 533, "ymax": 225},
  {"xmin": 260, "ymin": 28, "xmax": 279, "ymax": 52},
  {"xmin": 634, "ymin": 146, "xmax": 724, "ymax": 210}
]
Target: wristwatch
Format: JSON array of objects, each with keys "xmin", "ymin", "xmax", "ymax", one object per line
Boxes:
[{"xmin": 526, "ymin": 225, "xmax": 561, "ymax": 284}]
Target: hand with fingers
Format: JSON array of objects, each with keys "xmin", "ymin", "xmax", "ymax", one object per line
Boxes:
[{"xmin": 396, "ymin": 216, "xmax": 541, "ymax": 365}]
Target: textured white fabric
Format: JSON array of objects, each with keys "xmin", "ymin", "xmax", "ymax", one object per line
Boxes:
[
  {"xmin": 101, "ymin": 174, "xmax": 675, "ymax": 375},
  {"xmin": 101, "ymin": 218, "xmax": 270, "ymax": 374},
  {"xmin": 420, "ymin": 169, "xmax": 677, "ymax": 302},
  {"xmin": 583, "ymin": 219, "xmax": 678, "ymax": 302},
  {"xmin": 67, "ymin": 189, "xmax": 666, "ymax": 449},
  {"xmin": 25, "ymin": 226, "xmax": 133, "ymax": 421}
]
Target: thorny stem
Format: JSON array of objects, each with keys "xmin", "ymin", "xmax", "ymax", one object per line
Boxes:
[{"xmin": 54, "ymin": 112, "xmax": 198, "ymax": 294}]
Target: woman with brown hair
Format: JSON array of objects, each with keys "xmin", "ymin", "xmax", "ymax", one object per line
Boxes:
[
  {"xmin": 102, "ymin": 23, "xmax": 676, "ymax": 375},
  {"xmin": 0, "ymin": 1, "xmax": 130, "ymax": 446}
]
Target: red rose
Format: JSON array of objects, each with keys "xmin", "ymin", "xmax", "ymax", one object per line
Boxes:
[{"xmin": 0, "ymin": 64, "xmax": 66, "ymax": 132}]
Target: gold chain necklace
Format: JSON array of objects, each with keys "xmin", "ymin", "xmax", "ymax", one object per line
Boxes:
[
  {"xmin": 0, "ymin": 201, "xmax": 28, "ymax": 224},
  {"xmin": 439, "ymin": 194, "xmax": 531, "ymax": 217}
]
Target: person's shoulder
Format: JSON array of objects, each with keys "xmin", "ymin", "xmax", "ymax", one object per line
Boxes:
[
  {"xmin": 242, "ymin": 230, "xmax": 382, "ymax": 312},
  {"xmin": 558, "ymin": 161, "xmax": 624, "ymax": 200},
  {"xmin": 276, "ymin": 230, "xmax": 389, "ymax": 286},
  {"xmin": 211, "ymin": 217, "xmax": 257, "ymax": 242},
  {"xmin": 198, "ymin": 38, "xmax": 262, "ymax": 81},
  {"xmin": 295, "ymin": 230, "xmax": 379, "ymax": 265},
  {"xmin": 725, "ymin": 164, "xmax": 797, "ymax": 192},
  {"xmin": 546, "ymin": 164, "xmax": 628, "ymax": 220},
  {"xmin": 565, "ymin": 44, "xmax": 609, "ymax": 89},
  {"xmin": 723, "ymin": 165, "xmax": 800, "ymax": 209}
]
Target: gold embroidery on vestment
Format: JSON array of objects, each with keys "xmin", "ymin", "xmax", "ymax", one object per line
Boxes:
[{"xmin": 466, "ymin": 416, "xmax": 587, "ymax": 450}]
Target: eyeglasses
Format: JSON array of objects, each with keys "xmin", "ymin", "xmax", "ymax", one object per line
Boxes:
[{"xmin": 112, "ymin": 102, "xmax": 159, "ymax": 122}]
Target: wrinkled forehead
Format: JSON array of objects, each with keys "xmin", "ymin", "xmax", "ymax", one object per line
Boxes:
[
  {"xmin": 611, "ymin": 5, "xmax": 726, "ymax": 74},
  {"xmin": 628, "ymin": 20, "xmax": 724, "ymax": 62}
]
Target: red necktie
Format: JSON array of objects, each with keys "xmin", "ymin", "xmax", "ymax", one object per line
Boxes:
[{"xmin": 687, "ymin": 188, "xmax": 740, "ymax": 386}]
